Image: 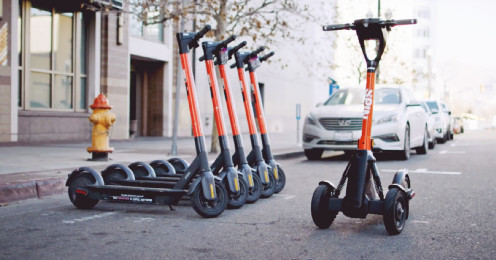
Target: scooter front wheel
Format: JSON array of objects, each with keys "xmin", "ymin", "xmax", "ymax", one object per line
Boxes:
[
  {"xmin": 383, "ymin": 187, "xmax": 407, "ymax": 235},
  {"xmin": 311, "ymin": 184, "xmax": 337, "ymax": 229},
  {"xmin": 246, "ymin": 173, "xmax": 262, "ymax": 203},
  {"xmin": 274, "ymin": 165, "xmax": 286, "ymax": 193},
  {"xmin": 226, "ymin": 175, "xmax": 249, "ymax": 209},
  {"xmin": 260, "ymin": 172, "xmax": 276, "ymax": 198},
  {"xmin": 191, "ymin": 180, "xmax": 228, "ymax": 218}
]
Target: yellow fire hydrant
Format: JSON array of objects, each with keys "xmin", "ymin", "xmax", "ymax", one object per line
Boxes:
[{"xmin": 87, "ymin": 93, "xmax": 116, "ymax": 161}]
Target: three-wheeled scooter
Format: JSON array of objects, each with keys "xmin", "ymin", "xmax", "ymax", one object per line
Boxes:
[{"xmin": 311, "ymin": 18, "xmax": 416, "ymax": 234}]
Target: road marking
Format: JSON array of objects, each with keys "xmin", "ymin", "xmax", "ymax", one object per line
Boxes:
[
  {"xmin": 439, "ymin": 150, "xmax": 466, "ymax": 154},
  {"xmin": 382, "ymin": 169, "xmax": 461, "ymax": 175},
  {"xmin": 272, "ymin": 194, "xmax": 295, "ymax": 200},
  {"xmin": 63, "ymin": 212, "xmax": 116, "ymax": 224},
  {"xmin": 411, "ymin": 220, "xmax": 430, "ymax": 224},
  {"xmin": 134, "ymin": 217, "xmax": 154, "ymax": 223}
]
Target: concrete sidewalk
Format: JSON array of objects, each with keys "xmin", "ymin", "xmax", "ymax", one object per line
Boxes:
[{"xmin": 0, "ymin": 133, "xmax": 303, "ymax": 205}]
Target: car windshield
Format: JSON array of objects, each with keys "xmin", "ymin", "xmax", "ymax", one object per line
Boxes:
[
  {"xmin": 426, "ymin": 101, "xmax": 439, "ymax": 112},
  {"xmin": 323, "ymin": 88, "xmax": 401, "ymax": 106},
  {"xmin": 323, "ymin": 89, "xmax": 363, "ymax": 105}
]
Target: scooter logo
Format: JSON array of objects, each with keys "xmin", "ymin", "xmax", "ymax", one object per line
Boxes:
[{"xmin": 363, "ymin": 89, "xmax": 373, "ymax": 119}]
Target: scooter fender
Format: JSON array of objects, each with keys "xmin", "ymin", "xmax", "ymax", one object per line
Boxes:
[
  {"xmin": 101, "ymin": 164, "xmax": 135, "ymax": 183},
  {"xmin": 267, "ymin": 159, "xmax": 279, "ymax": 181},
  {"xmin": 254, "ymin": 161, "xmax": 270, "ymax": 185},
  {"xmin": 167, "ymin": 157, "xmax": 190, "ymax": 173},
  {"xmin": 238, "ymin": 164, "xmax": 254, "ymax": 188},
  {"xmin": 391, "ymin": 169, "xmax": 410, "ymax": 189},
  {"xmin": 219, "ymin": 167, "xmax": 241, "ymax": 195},
  {"xmin": 128, "ymin": 161, "xmax": 156, "ymax": 178},
  {"xmin": 318, "ymin": 180, "xmax": 337, "ymax": 191},
  {"xmin": 66, "ymin": 167, "xmax": 104, "ymax": 187},
  {"xmin": 150, "ymin": 159, "xmax": 176, "ymax": 176},
  {"xmin": 187, "ymin": 170, "xmax": 219, "ymax": 200}
]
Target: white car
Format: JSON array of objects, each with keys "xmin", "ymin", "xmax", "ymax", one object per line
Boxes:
[
  {"xmin": 420, "ymin": 101, "xmax": 437, "ymax": 149},
  {"xmin": 303, "ymin": 87, "xmax": 429, "ymax": 160},
  {"xmin": 425, "ymin": 101, "xmax": 451, "ymax": 143}
]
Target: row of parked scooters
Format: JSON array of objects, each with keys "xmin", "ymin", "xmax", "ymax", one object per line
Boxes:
[{"xmin": 65, "ymin": 25, "xmax": 286, "ymax": 218}]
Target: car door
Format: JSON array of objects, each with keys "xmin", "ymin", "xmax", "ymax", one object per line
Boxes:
[{"xmin": 404, "ymin": 89, "xmax": 425, "ymax": 147}]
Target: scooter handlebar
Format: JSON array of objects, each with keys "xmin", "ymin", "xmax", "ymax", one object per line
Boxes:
[
  {"xmin": 259, "ymin": 51, "xmax": 274, "ymax": 62},
  {"xmin": 193, "ymin": 25, "xmax": 211, "ymax": 42},
  {"xmin": 386, "ymin": 19, "xmax": 417, "ymax": 26},
  {"xmin": 221, "ymin": 35, "xmax": 237, "ymax": 48},
  {"xmin": 250, "ymin": 46, "xmax": 265, "ymax": 57},
  {"xmin": 323, "ymin": 23, "xmax": 355, "ymax": 31},
  {"xmin": 229, "ymin": 41, "xmax": 247, "ymax": 57}
]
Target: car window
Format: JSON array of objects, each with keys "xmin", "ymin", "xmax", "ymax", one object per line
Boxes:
[
  {"xmin": 375, "ymin": 89, "xmax": 401, "ymax": 104},
  {"xmin": 426, "ymin": 101, "xmax": 439, "ymax": 113},
  {"xmin": 324, "ymin": 89, "xmax": 363, "ymax": 105}
]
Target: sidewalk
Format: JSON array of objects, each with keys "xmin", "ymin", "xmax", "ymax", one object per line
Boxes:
[{"xmin": 0, "ymin": 133, "xmax": 303, "ymax": 205}]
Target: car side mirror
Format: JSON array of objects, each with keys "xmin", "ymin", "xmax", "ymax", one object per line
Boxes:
[{"xmin": 448, "ymin": 111, "xmax": 452, "ymax": 115}]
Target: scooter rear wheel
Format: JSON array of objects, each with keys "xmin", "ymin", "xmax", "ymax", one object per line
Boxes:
[
  {"xmin": 311, "ymin": 184, "xmax": 337, "ymax": 229},
  {"xmin": 191, "ymin": 180, "xmax": 228, "ymax": 218},
  {"xmin": 274, "ymin": 165, "xmax": 286, "ymax": 193},
  {"xmin": 383, "ymin": 187, "xmax": 407, "ymax": 235},
  {"xmin": 68, "ymin": 174, "xmax": 99, "ymax": 210}
]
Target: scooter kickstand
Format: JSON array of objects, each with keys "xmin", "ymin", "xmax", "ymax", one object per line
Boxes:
[{"xmin": 168, "ymin": 204, "xmax": 176, "ymax": 211}]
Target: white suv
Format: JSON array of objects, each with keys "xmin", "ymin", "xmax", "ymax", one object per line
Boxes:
[
  {"xmin": 425, "ymin": 101, "xmax": 451, "ymax": 143},
  {"xmin": 303, "ymin": 87, "xmax": 429, "ymax": 160}
]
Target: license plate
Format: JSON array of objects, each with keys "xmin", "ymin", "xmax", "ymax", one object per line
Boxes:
[{"xmin": 335, "ymin": 131, "xmax": 353, "ymax": 141}]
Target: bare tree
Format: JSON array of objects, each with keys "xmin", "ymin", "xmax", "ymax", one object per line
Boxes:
[{"xmin": 85, "ymin": 0, "xmax": 311, "ymax": 153}]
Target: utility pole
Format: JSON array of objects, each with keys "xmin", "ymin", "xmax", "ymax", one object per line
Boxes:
[{"xmin": 171, "ymin": 0, "xmax": 188, "ymax": 156}]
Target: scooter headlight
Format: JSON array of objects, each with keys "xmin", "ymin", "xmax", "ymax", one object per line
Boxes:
[{"xmin": 374, "ymin": 113, "xmax": 399, "ymax": 125}]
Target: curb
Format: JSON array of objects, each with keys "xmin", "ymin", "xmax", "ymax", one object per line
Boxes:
[{"xmin": 0, "ymin": 150, "xmax": 303, "ymax": 206}]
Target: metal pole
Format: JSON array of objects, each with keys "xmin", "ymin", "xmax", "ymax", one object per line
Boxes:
[{"xmin": 171, "ymin": 0, "xmax": 188, "ymax": 155}]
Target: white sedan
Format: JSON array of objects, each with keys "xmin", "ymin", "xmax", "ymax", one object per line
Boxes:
[{"xmin": 303, "ymin": 87, "xmax": 429, "ymax": 160}]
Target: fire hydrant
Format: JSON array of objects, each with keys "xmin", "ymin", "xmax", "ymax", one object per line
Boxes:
[{"xmin": 87, "ymin": 93, "xmax": 116, "ymax": 161}]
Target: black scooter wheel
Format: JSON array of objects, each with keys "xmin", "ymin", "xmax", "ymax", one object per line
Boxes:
[
  {"xmin": 260, "ymin": 171, "xmax": 276, "ymax": 198},
  {"xmin": 191, "ymin": 180, "xmax": 228, "ymax": 218},
  {"xmin": 227, "ymin": 175, "xmax": 249, "ymax": 209},
  {"xmin": 274, "ymin": 165, "xmax": 286, "ymax": 193},
  {"xmin": 68, "ymin": 174, "xmax": 99, "ymax": 210},
  {"xmin": 383, "ymin": 187, "xmax": 407, "ymax": 235},
  {"xmin": 246, "ymin": 173, "xmax": 262, "ymax": 203},
  {"xmin": 311, "ymin": 184, "xmax": 337, "ymax": 229}
]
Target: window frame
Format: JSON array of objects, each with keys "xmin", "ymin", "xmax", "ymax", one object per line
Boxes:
[{"xmin": 18, "ymin": 0, "xmax": 88, "ymax": 112}]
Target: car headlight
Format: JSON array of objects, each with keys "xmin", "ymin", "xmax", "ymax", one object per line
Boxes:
[
  {"xmin": 374, "ymin": 113, "xmax": 399, "ymax": 125},
  {"xmin": 305, "ymin": 115, "xmax": 317, "ymax": 126}
]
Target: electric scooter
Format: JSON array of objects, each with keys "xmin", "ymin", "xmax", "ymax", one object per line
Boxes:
[
  {"xmin": 243, "ymin": 49, "xmax": 286, "ymax": 193},
  {"xmin": 210, "ymin": 40, "xmax": 264, "ymax": 203},
  {"xmin": 231, "ymin": 48, "xmax": 276, "ymax": 198},
  {"xmin": 66, "ymin": 25, "xmax": 229, "ymax": 218},
  {"xmin": 199, "ymin": 36, "xmax": 250, "ymax": 208},
  {"xmin": 311, "ymin": 18, "xmax": 416, "ymax": 234}
]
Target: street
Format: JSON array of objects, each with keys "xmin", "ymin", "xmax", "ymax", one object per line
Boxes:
[{"xmin": 1, "ymin": 130, "xmax": 495, "ymax": 259}]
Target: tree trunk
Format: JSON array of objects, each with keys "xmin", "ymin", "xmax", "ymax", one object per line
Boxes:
[{"xmin": 209, "ymin": 1, "xmax": 228, "ymax": 154}]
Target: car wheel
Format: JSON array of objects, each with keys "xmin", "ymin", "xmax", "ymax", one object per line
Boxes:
[
  {"xmin": 397, "ymin": 125, "xmax": 410, "ymax": 160},
  {"xmin": 415, "ymin": 127, "xmax": 428, "ymax": 155},
  {"xmin": 428, "ymin": 138, "xmax": 436, "ymax": 149},
  {"xmin": 304, "ymin": 148, "xmax": 323, "ymax": 160}
]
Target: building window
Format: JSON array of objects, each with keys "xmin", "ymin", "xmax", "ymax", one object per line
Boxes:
[
  {"xmin": 129, "ymin": 2, "xmax": 164, "ymax": 42},
  {"xmin": 18, "ymin": 0, "xmax": 88, "ymax": 111}
]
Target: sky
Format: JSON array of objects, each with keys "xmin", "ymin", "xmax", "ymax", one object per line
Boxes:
[{"xmin": 434, "ymin": 0, "xmax": 496, "ymax": 84}]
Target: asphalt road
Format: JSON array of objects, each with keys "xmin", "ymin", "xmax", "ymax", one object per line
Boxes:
[{"xmin": 1, "ymin": 130, "xmax": 495, "ymax": 259}]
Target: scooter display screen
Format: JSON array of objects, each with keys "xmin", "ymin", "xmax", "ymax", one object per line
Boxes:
[
  {"xmin": 219, "ymin": 47, "xmax": 229, "ymax": 64},
  {"xmin": 248, "ymin": 56, "xmax": 260, "ymax": 70}
]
